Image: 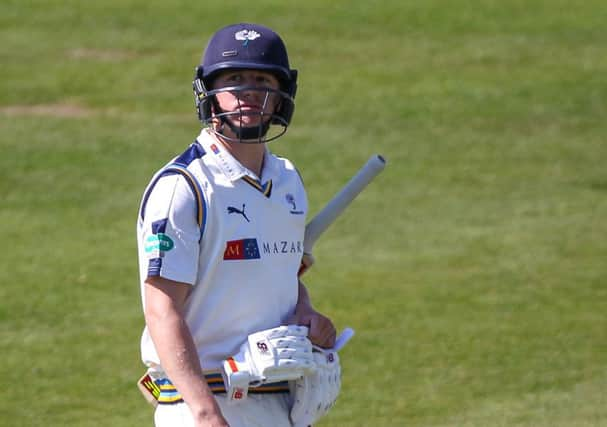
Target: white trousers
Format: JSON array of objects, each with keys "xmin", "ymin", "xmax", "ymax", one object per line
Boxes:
[{"xmin": 154, "ymin": 393, "xmax": 292, "ymax": 427}]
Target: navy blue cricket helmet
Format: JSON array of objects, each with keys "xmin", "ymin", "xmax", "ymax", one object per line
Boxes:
[{"xmin": 193, "ymin": 23, "xmax": 298, "ymax": 143}]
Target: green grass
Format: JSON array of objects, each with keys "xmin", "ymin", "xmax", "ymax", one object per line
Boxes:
[{"xmin": 2, "ymin": 1, "xmax": 606, "ymax": 426}]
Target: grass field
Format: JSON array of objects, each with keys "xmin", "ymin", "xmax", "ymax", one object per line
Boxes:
[{"xmin": 2, "ymin": 1, "xmax": 607, "ymax": 426}]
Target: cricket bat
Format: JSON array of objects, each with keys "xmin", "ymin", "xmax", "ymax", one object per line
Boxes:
[{"xmin": 299, "ymin": 154, "xmax": 386, "ymax": 274}]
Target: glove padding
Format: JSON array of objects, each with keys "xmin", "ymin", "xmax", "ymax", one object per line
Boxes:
[
  {"xmin": 222, "ymin": 325, "xmax": 316, "ymax": 402},
  {"xmin": 289, "ymin": 348, "xmax": 341, "ymax": 427}
]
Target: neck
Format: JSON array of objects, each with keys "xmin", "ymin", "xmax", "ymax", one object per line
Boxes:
[{"xmin": 213, "ymin": 133, "xmax": 266, "ymax": 178}]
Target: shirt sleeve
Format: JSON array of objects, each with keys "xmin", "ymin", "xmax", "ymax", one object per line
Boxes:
[{"xmin": 139, "ymin": 174, "xmax": 201, "ymax": 285}]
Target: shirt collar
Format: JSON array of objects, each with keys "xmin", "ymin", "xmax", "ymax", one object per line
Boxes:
[{"xmin": 196, "ymin": 129, "xmax": 272, "ymax": 183}]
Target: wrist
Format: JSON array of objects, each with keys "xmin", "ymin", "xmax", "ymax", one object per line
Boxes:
[
  {"xmin": 189, "ymin": 402, "xmax": 224, "ymax": 422},
  {"xmin": 185, "ymin": 387, "xmax": 224, "ymax": 420},
  {"xmin": 294, "ymin": 299, "xmax": 314, "ymax": 314}
]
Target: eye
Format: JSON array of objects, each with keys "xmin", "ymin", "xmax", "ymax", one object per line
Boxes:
[
  {"xmin": 256, "ymin": 75, "xmax": 279, "ymax": 88},
  {"xmin": 226, "ymin": 74, "xmax": 242, "ymax": 83}
]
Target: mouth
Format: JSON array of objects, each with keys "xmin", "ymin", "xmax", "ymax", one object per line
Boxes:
[{"xmin": 237, "ymin": 104, "xmax": 263, "ymax": 111}]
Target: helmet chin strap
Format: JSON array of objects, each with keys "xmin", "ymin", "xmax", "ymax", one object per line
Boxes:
[
  {"xmin": 207, "ymin": 90, "xmax": 287, "ymax": 143},
  {"xmin": 210, "ymin": 96, "xmax": 272, "ymax": 143}
]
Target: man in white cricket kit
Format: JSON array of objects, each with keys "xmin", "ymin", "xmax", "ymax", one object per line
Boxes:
[{"xmin": 137, "ymin": 23, "xmax": 339, "ymax": 426}]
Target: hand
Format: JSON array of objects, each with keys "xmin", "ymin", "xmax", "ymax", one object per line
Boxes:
[
  {"xmin": 298, "ymin": 252, "xmax": 315, "ymax": 276},
  {"xmin": 287, "ymin": 307, "xmax": 336, "ymax": 349}
]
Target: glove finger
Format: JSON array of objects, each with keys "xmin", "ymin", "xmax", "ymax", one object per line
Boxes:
[
  {"xmin": 276, "ymin": 347, "xmax": 313, "ymax": 361},
  {"xmin": 272, "ymin": 337, "xmax": 312, "ymax": 350},
  {"xmin": 275, "ymin": 358, "xmax": 316, "ymax": 372},
  {"xmin": 266, "ymin": 325, "xmax": 309, "ymax": 339}
]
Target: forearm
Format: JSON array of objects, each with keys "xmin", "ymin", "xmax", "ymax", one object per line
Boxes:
[
  {"xmin": 144, "ymin": 277, "xmax": 226, "ymax": 424},
  {"xmin": 147, "ymin": 310, "xmax": 220, "ymax": 418},
  {"xmin": 295, "ymin": 280, "xmax": 313, "ymax": 311}
]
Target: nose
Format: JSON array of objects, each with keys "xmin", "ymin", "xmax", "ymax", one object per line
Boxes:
[{"xmin": 239, "ymin": 79, "xmax": 266, "ymax": 101}]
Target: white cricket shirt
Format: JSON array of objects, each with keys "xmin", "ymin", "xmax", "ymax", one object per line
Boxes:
[{"xmin": 137, "ymin": 129, "xmax": 307, "ymax": 371}]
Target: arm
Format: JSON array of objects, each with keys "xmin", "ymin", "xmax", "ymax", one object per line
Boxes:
[
  {"xmin": 144, "ymin": 276, "xmax": 228, "ymax": 427},
  {"xmin": 289, "ymin": 280, "xmax": 337, "ymax": 348}
]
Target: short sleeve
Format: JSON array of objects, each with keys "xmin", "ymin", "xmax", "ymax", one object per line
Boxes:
[{"xmin": 139, "ymin": 174, "xmax": 201, "ymax": 285}]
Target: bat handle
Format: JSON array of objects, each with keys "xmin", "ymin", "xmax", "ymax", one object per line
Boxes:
[{"xmin": 332, "ymin": 327, "xmax": 355, "ymax": 352}]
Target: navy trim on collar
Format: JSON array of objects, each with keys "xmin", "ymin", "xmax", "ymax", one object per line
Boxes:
[{"xmin": 173, "ymin": 141, "xmax": 206, "ymax": 167}]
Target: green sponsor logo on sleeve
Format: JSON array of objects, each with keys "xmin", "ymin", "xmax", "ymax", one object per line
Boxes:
[{"xmin": 145, "ymin": 233, "xmax": 175, "ymax": 253}]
